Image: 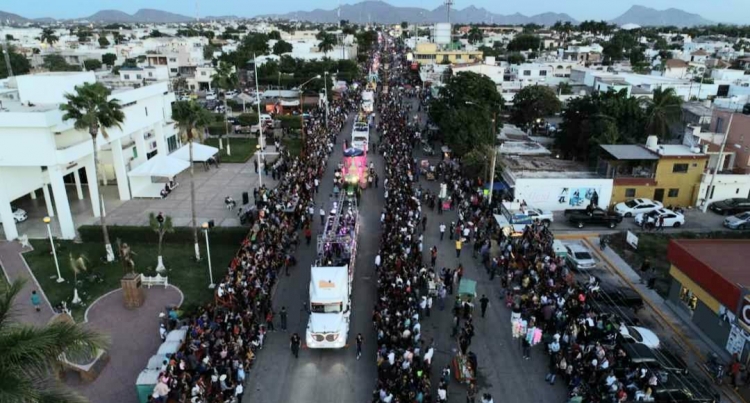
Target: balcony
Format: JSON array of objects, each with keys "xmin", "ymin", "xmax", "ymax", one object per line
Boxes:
[{"xmin": 597, "ymin": 159, "xmax": 657, "ymax": 186}]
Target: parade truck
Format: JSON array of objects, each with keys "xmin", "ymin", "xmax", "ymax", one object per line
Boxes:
[
  {"xmin": 351, "ymin": 119, "xmax": 370, "ymax": 151},
  {"xmin": 362, "ymin": 90, "xmax": 375, "ymax": 114},
  {"xmin": 306, "ymin": 192, "xmax": 359, "ymax": 349}
]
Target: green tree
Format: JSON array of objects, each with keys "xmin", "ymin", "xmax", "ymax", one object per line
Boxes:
[
  {"xmin": 60, "ymin": 83, "xmax": 125, "ymax": 262},
  {"xmin": 5, "ymin": 34, "xmax": 14, "ymax": 41},
  {"xmin": 468, "ymin": 26, "xmax": 483, "ymax": 45},
  {"xmin": 203, "ymin": 44, "xmax": 217, "ymax": 60},
  {"xmin": 171, "ymin": 101, "xmax": 213, "ymax": 260},
  {"xmin": 0, "ymin": 44, "xmax": 31, "ymax": 79},
  {"xmin": 0, "ymin": 280, "xmax": 107, "ymax": 403},
  {"xmin": 268, "ymin": 30, "xmax": 282, "ymax": 40},
  {"xmin": 149, "ymin": 212, "xmax": 174, "ymax": 273},
  {"xmin": 510, "ymin": 85, "xmax": 562, "ymax": 127},
  {"xmin": 272, "ymin": 40, "xmax": 293, "ymax": 55},
  {"xmin": 639, "ymin": 87, "xmax": 683, "ymax": 140},
  {"xmin": 211, "ymin": 62, "xmax": 239, "ymax": 153},
  {"xmin": 557, "ymin": 82, "xmax": 573, "ymax": 95},
  {"xmin": 101, "ymin": 53, "xmax": 117, "ymax": 67},
  {"xmin": 507, "ymin": 52, "xmax": 525, "ymax": 64},
  {"xmin": 317, "ymin": 31, "xmax": 336, "ymax": 56},
  {"xmin": 401, "ymin": 21, "xmax": 408, "ymax": 29},
  {"xmin": 98, "ymin": 36, "xmax": 110, "ymax": 48},
  {"xmin": 83, "ymin": 59, "xmax": 102, "ymax": 71},
  {"xmin": 429, "ymin": 71, "xmax": 504, "ymax": 156},
  {"xmin": 149, "ymin": 30, "xmax": 164, "ymax": 38},
  {"xmin": 43, "ymin": 55, "xmax": 81, "ymax": 72},
  {"xmin": 39, "ymin": 27, "xmax": 58, "ymax": 47},
  {"xmin": 507, "ymin": 34, "xmax": 540, "ymax": 52}
]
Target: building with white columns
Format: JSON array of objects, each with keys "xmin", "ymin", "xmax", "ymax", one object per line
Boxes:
[{"xmin": 0, "ymin": 71, "xmax": 178, "ymax": 241}]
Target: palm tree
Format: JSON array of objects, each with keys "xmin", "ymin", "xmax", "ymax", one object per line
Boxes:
[
  {"xmin": 317, "ymin": 32, "xmax": 336, "ymax": 57},
  {"xmin": 149, "ymin": 212, "xmax": 174, "ymax": 273},
  {"xmin": 640, "ymin": 87, "xmax": 683, "ymax": 140},
  {"xmin": 211, "ymin": 61, "xmax": 239, "ymax": 155},
  {"xmin": 467, "ymin": 26, "xmax": 483, "ymax": 45},
  {"xmin": 60, "ymin": 82, "xmax": 125, "ymax": 263},
  {"xmin": 0, "ymin": 280, "xmax": 107, "ymax": 403},
  {"xmin": 39, "ymin": 27, "xmax": 59, "ymax": 48},
  {"xmin": 68, "ymin": 253, "xmax": 88, "ymax": 304},
  {"xmin": 171, "ymin": 101, "xmax": 212, "ymax": 261}
]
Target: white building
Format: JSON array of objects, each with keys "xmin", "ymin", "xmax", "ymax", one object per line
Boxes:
[{"xmin": 0, "ymin": 72, "xmax": 178, "ymax": 240}]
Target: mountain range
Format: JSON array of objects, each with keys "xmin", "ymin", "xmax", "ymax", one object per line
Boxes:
[{"xmin": 0, "ymin": 3, "xmax": 715, "ymax": 27}]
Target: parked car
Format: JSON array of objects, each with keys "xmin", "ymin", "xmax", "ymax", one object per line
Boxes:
[
  {"xmin": 650, "ymin": 373, "xmax": 720, "ymax": 403},
  {"xmin": 618, "ymin": 343, "xmax": 689, "ymax": 383},
  {"xmin": 565, "ymin": 208, "xmax": 623, "ymax": 229},
  {"xmin": 591, "ymin": 284, "xmax": 645, "ymax": 312},
  {"xmin": 724, "ymin": 212, "xmax": 750, "ymax": 230},
  {"xmin": 11, "ymin": 206, "xmax": 27, "ymax": 223},
  {"xmin": 564, "ymin": 243, "xmax": 597, "ymax": 271},
  {"xmin": 709, "ymin": 198, "xmax": 750, "ymax": 215},
  {"xmin": 635, "ymin": 208, "xmax": 685, "ymax": 228},
  {"xmin": 619, "ymin": 324, "xmax": 660, "ymax": 349},
  {"xmin": 225, "ymin": 89, "xmax": 238, "ymax": 97},
  {"xmin": 614, "ymin": 198, "xmax": 663, "ymax": 217}
]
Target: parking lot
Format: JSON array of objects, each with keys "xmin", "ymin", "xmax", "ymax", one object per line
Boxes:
[
  {"xmin": 559, "ymin": 238, "xmax": 744, "ymax": 403},
  {"xmin": 549, "ymin": 207, "xmax": 730, "ymax": 234}
]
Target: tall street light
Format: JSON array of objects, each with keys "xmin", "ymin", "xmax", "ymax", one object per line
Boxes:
[
  {"xmin": 299, "ymin": 75, "xmax": 322, "ymax": 141},
  {"xmin": 465, "ymin": 101, "xmax": 498, "ymax": 204},
  {"xmin": 43, "ymin": 216, "xmax": 64, "ymax": 283},
  {"xmin": 323, "ymin": 71, "xmax": 329, "ymax": 128},
  {"xmin": 256, "ymin": 144, "xmax": 263, "ymax": 187},
  {"xmin": 253, "ymin": 53, "xmax": 265, "ymax": 153},
  {"xmin": 201, "ymin": 222, "xmax": 215, "ymax": 289}
]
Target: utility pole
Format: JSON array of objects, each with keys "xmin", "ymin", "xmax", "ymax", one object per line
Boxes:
[
  {"xmin": 488, "ymin": 113, "xmax": 497, "ymax": 204},
  {"xmin": 702, "ymin": 112, "xmax": 733, "ymax": 212}
]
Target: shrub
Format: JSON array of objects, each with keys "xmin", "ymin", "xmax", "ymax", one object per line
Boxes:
[{"xmin": 78, "ymin": 225, "xmax": 249, "ymax": 246}]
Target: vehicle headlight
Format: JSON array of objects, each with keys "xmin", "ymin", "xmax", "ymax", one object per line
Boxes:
[
  {"xmin": 325, "ymin": 333, "xmax": 339, "ymax": 342},
  {"xmin": 313, "ymin": 334, "xmax": 324, "ymax": 342}
]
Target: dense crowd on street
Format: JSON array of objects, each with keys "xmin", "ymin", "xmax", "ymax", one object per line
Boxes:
[{"xmin": 146, "ymin": 92, "xmax": 356, "ymax": 403}]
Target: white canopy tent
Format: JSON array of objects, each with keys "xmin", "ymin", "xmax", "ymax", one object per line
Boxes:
[
  {"xmin": 171, "ymin": 143, "xmax": 219, "ymax": 163},
  {"xmin": 127, "ymin": 155, "xmax": 189, "ymax": 198}
]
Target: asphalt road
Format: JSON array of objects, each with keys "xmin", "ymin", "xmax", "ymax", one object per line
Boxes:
[{"xmin": 243, "ymin": 111, "xmax": 383, "ymax": 403}]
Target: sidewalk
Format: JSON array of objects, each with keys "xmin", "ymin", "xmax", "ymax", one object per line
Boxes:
[
  {"xmin": 585, "ymin": 237, "xmax": 747, "ymax": 403},
  {"xmin": 0, "ymin": 241, "xmax": 54, "ymax": 327}
]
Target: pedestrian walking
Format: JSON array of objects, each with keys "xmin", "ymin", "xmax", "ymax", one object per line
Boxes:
[
  {"xmin": 280, "ymin": 306, "xmax": 288, "ymax": 331},
  {"xmin": 356, "ymin": 333, "xmax": 363, "ymax": 360},
  {"xmin": 449, "ymin": 222, "xmax": 456, "ymax": 240},
  {"xmin": 657, "ymin": 215, "xmax": 665, "ymax": 231},
  {"xmin": 438, "ymin": 285, "xmax": 446, "ymax": 311},
  {"xmin": 467, "ymin": 381, "xmax": 478, "ymax": 403},
  {"xmin": 430, "ymin": 246, "xmax": 438, "ymax": 267},
  {"xmin": 314, "ymin": 178, "xmax": 320, "ymax": 193},
  {"xmin": 319, "ymin": 208, "xmax": 326, "ymax": 226},
  {"xmin": 374, "ymin": 173, "xmax": 379, "ymax": 188},
  {"xmin": 290, "ymin": 333, "xmax": 301, "ymax": 358},
  {"xmin": 266, "ymin": 310, "xmax": 275, "ymax": 331},
  {"xmin": 479, "ymin": 294, "xmax": 489, "ymax": 318},
  {"xmin": 304, "ymin": 226, "xmax": 312, "ymax": 245},
  {"xmin": 375, "ymin": 253, "xmax": 381, "ymax": 271},
  {"xmin": 455, "ymin": 239, "xmax": 463, "ymax": 258},
  {"xmin": 426, "ymin": 295, "xmax": 432, "ymax": 317},
  {"xmin": 253, "ymin": 159, "xmax": 259, "ymax": 173},
  {"xmin": 30, "ymin": 290, "xmax": 41, "ymax": 312},
  {"xmin": 421, "ymin": 216, "xmax": 427, "ymax": 231}
]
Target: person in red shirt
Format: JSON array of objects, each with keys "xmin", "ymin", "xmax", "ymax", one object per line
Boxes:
[{"xmin": 304, "ymin": 226, "xmax": 312, "ymax": 245}]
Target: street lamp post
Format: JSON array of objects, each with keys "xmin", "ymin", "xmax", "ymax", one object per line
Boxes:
[
  {"xmin": 298, "ymin": 75, "xmax": 322, "ymax": 141},
  {"xmin": 43, "ymin": 216, "xmax": 64, "ymax": 283},
  {"xmin": 201, "ymin": 222, "xmax": 215, "ymax": 289},
  {"xmin": 256, "ymin": 144, "xmax": 263, "ymax": 187},
  {"xmin": 323, "ymin": 71, "xmax": 329, "ymax": 128},
  {"xmin": 253, "ymin": 53, "xmax": 265, "ymax": 154}
]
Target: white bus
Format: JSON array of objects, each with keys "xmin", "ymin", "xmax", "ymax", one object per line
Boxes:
[{"xmin": 351, "ymin": 121, "xmax": 370, "ymax": 151}]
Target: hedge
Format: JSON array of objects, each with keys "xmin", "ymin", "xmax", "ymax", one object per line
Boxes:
[
  {"xmin": 207, "ymin": 122, "xmax": 227, "ymax": 136},
  {"xmin": 276, "ymin": 115, "xmax": 302, "ymax": 129},
  {"xmin": 78, "ymin": 225, "xmax": 249, "ymax": 246}
]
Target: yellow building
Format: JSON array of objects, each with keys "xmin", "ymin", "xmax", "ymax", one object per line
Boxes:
[
  {"xmin": 598, "ymin": 142, "xmax": 708, "ymax": 207},
  {"xmin": 413, "ymin": 42, "xmax": 483, "ymax": 65}
]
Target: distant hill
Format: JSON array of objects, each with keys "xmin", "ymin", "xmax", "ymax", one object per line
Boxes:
[
  {"xmin": 76, "ymin": 8, "xmax": 192, "ymax": 23},
  {"xmin": 610, "ymin": 5, "xmax": 713, "ymax": 28},
  {"xmin": 261, "ymin": 1, "xmax": 577, "ymax": 25},
  {"xmin": 0, "ymin": 10, "xmax": 29, "ymax": 23}
]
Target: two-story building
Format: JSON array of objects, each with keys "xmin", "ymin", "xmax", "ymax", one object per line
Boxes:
[
  {"xmin": 412, "ymin": 42, "xmax": 483, "ymax": 65},
  {"xmin": 0, "ymin": 72, "xmax": 179, "ymax": 241},
  {"xmin": 598, "ymin": 136, "xmax": 709, "ymax": 207}
]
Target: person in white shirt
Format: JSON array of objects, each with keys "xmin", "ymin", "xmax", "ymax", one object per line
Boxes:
[
  {"xmin": 439, "ymin": 223, "xmax": 446, "ymax": 240},
  {"xmin": 375, "ymin": 254, "xmax": 381, "ymax": 270}
]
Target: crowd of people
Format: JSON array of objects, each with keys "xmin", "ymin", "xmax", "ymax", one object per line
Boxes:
[{"xmin": 146, "ymin": 91, "xmax": 356, "ymax": 403}]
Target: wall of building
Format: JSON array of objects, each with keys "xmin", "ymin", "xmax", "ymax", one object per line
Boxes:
[
  {"xmin": 697, "ymin": 173, "xmax": 750, "ymax": 205},
  {"xmin": 712, "ymin": 110, "xmax": 750, "ymax": 172},
  {"xmin": 511, "ymin": 177, "xmax": 613, "ymax": 211},
  {"xmin": 611, "ymin": 157, "xmax": 706, "ymax": 206},
  {"xmin": 0, "ymin": 166, "xmax": 45, "ymax": 203},
  {"xmin": 668, "ymin": 275, "xmax": 731, "ymax": 352},
  {"xmin": 15, "ymin": 72, "xmax": 95, "ymax": 104}
]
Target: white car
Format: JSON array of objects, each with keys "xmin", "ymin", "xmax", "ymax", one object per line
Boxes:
[
  {"xmin": 2, "ymin": 206, "xmax": 27, "ymax": 224},
  {"xmin": 620, "ymin": 325, "xmax": 660, "ymax": 349},
  {"xmin": 634, "ymin": 208, "xmax": 685, "ymax": 228},
  {"xmin": 614, "ymin": 198, "xmax": 663, "ymax": 218},
  {"xmin": 225, "ymin": 90, "xmax": 238, "ymax": 97},
  {"xmin": 564, "ymin": 243, "xmax": 597, "ymax": 271}
]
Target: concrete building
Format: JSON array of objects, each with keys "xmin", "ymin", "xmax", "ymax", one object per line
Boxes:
[
  {"xmin": 710, "ymin": 109, "xmax": 750, "ymax": 173},
  {"xmin": 0, "ymin": 72, "xmax": 178, "ymax": 241},
  {"xmin": 499, "ymin": 155, "xmax": 613, "ymax": 211},
  {"xmin": 412, "ymin": 42, "xmax": 483, "ymax": 65},
  {"xmin": 667, "ymin": 239, "xmax": 750, "ymax": 361},
  {"xmin": 597, "ymin": 137, "xmax": 709, "ymax": 207}
]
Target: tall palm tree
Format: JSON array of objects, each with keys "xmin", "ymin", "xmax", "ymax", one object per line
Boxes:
[
  {"xmin": 317, "ymin": 32, "xmax": 336, "ymax": 57},
  {"xmin": 60, "ymin": 82, "xmax": 125, "ymax": 263},
  {"xmin": 211, "ymin": 61, "xmax": 239, "ymax": 155},
  {"xmin": 171, "ymin": 101, "xmax": 212, "ymax": 261},
  {"xmin": 467, "ymin": 26, "xmax": 483, "ymax": 45},
  {"xmin": 0, "ymin": 280, "xmax": 107, "ymax": 403},
  {"xmin": 639, "ymin": 87, "xmax": 683, "ymax": 140},
  {"xmin": 39, "ymin": 27, "xmax": 59, "ymax": 48}
]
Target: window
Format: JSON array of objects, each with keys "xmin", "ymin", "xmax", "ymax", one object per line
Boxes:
[
  {"xmin": 169, "ymin": 58, "xmax": 177, "ymax": 62},
  {"xmin": 540, "ymin": 70, "xmax": 547, "ymax": 76},
  {"xmin": 668, "ymin": 189, "xmax": 679, "ymax": 197},
  {"xmin": 136, "ymin": 74, "xmax": 142, "ymax": 79},
  {"xmin": 523, "ymin": 70, "xmax": 531, "ymax": 76},
  {"xmin": 201, "ymin": 71, "xmax": 207, "ymax": 76},
  {"xmin": 124, "ymin": 74, "xmax": 130, "ymax": 79},
  {"xmin": 672, "ymin": 163, "xmax": 689, "ymax": 173},
  {"xmin": 148, "ymin": 72, "xmax": 153, "ymax": 77},
  {"xmin": 170, "ymin": 68, "xmax": 178, "ymax": 73},
  {"xmin": 625, "ymin": 188, "xmax": 636, "ymax": 198}
]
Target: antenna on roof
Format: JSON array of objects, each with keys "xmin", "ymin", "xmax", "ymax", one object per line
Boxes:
[
  {"xmin": 1, "ymin": 40, "xmax": 13, "ymax": 78},
  {"xmin": 445, "ymin": 0, "xmax": 454, "ymax": 25},
  {"xmin": 195, "ymin": 0, "xmax": 199, "ymax": 22}
]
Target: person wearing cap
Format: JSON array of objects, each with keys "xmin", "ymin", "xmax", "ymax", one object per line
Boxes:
[{"xmin": 290, "ymin": 333, "xmax": 301, "ymax": 358}]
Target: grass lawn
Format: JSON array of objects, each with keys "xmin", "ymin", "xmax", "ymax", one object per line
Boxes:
[
  {"xmin": 282, "ymin": 137, "xmax": 303, "ymax": 156},
  {"xmin": 204, "ymin": 137, "xmax": 258, "ymax": 163},
  {"xmin": 607, "ymin": 230, "xmax": 750, "ymax": 297},
  {"xmin": 25, "ymin": 239, "xmax": 240, "ymax": 322}
]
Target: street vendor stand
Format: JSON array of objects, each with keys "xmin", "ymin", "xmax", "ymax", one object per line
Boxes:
[{"xmin": 452, "ymin": 279, "xmax": 478, "ymax": 384}]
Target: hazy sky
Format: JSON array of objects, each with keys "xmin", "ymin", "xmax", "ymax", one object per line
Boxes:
[{"xmin": 4, "ymin": 0, "xmax": 749, "ymax": 24}]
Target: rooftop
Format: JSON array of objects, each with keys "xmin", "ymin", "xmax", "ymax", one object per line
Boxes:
[
  {"xmin": 500, "ymin": 155, "xmax": 598, "ymax": 179},
  {"xmin": 497, "ymin": 141, "xmax": 551, "ymax": 156},
  {"xmin": 600, "ymin": 145, "xmax": 659, "ymax": 161},
  {"xmin": 649, "ymin": 144, "xmax": 707, "ymax": 157},
  {"xmin": 682, "ymin": 101, "xmax": 713, "ymax": 117}
]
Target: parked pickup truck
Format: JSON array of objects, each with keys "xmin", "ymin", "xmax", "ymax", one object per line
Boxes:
[{"xmin": 565, "ymin": 208, "xmax": 623, "ymax": 229}]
